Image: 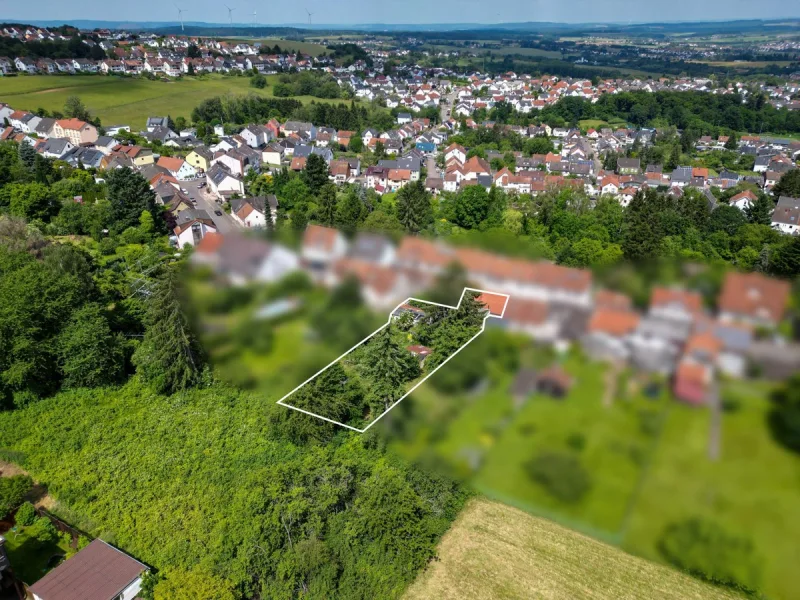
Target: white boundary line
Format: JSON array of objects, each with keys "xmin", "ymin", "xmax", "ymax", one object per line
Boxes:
[{"xmin": 276, "ymin": 287, "xmax": 510, "ymax": 433}]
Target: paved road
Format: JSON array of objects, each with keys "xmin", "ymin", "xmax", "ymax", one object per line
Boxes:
[
  {"xmin": 181, "ymin": 179, "xmax": 240, "ymax": 234},
  {"xmin": 440, "ymin": 90, "xmax": 457, "ymax": 124}
]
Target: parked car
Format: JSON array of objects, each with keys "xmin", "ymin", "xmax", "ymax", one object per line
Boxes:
[
  {"xmin": 198, "ymin": 182, "xmax": 206, "ymax": 188},
  {"xmin": 214, "ymin": 210, "xmax": 223, "ymax": 216}
]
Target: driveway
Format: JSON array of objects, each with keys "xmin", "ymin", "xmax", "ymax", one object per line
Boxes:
[{"xmin": 181, "ymin": 179, "xmax": 240, "ymax": 234}]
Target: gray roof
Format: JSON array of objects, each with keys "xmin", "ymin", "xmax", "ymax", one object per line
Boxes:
[
  {"xmin": 293, "ymin": 145, "xmax": 332, "ymax": 162},
  {"xmin": 177, "ymin": 208, "xmax": 212, "ymax": 224},
  {"xmin": 671, "ymin": 166, "xmax": 693, "ymax": 183},
  {"xmin": 349, "ymin": 233, "xmax": 392, "ymax": 262},
  {"xmin": 772, "ymin": 196, "xmax": 800, "ymax": 227},
  {"xmin": 230, "ymin": 195, "xmax": 277, "ymax": 216},
  {"xmin": 42, "ymin": 137, "xmax": 71, "ymax": 156},
  {"xmin": 207, "ymin": 163, "xmax": 240, "ymax": 185},
  {"xmin": 95, "ymin": 135, "xmax": 115, "ymax": 147},
  {"xmin": 378, "ymin": 156, "xmax": 421, "ymax": 172},
  {"xmin": 34, "ymin": 117, "xmax": 55, "ymax": 135}
]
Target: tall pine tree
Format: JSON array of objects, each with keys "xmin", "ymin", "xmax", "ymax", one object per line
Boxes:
[{"xmin": 133, "ymin": 268, "xmax": 205, "ymax": 395}]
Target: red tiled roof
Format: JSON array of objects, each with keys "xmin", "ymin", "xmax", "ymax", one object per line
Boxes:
[
  {"xmin": 718, "ymin": 271, "xmax": 790, "ymax": 324},
  {"xmin": 195, "ymin": 231, "xmax": 224, "ymax": 254},
  {"xmin": 156, "ymin": 156, "xmax": 185, "ymax": 172},
  {"xmin": 303, "ymin": 224, "xmax": 339, "ymax": 252},
  {"xmin": 588, "ymin": 308, "xmax": 640, "ymax": 337},
  {"xmin": 650, "ymin": 287, "xmax": 704, "ymax": 314},
  {"xmin": 475, "ymin": 292, "xmax": 508, "ymax": 316},
  {"xmin": 594, "ymin": 289, "xmax": 632, "ymax": 310}
]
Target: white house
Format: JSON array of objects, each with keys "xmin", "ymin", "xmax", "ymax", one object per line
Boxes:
[
  {"xmin": 156, "ymin": 156, "xmax": 197, "ymax": 180},
  {"xmin": 206, "ymin": 164, "xmax": 245, "ymax": 198},
  {"xmin": 772, "ymin": 196, "xmax": 800, "ymax": 235},
  {"xmin": 230, "ymin": 195, "xmax": 277, "ymax": 228},
  {"xmin": 173, "ymin": 210, "xmax": 217, "ymax": 248}
]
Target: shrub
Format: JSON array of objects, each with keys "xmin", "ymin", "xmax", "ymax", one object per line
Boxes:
[
  {"xmin": 0, "ymin": 474, "xmax": 33, "ymax": 519},
  {"xmin": 566, "ymin": 432, "xmax": 586, "ymax": 452},
  {"xmin": 525, "ymin": 451, "xmax": 591, "ymax": 503},
  {"xmin": 658, "ymin": 517, "xmax": 762, "ymax": 593},
  {"xmin": 28, "ymin": 516, "xmax": 58, "ymax": 548},
  {"xmin": 15, "ymin": 501, "xmax": 36, "ymax": 526}
]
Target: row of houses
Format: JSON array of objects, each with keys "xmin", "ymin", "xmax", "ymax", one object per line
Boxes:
[{"xmin": 194, "ymin": 223, "xmax": 794, "ymax": 406}]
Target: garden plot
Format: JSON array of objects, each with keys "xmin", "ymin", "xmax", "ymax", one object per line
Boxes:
[{"xmin": 277, "ymin": 288, "xmax": 509, "ymax": 432}]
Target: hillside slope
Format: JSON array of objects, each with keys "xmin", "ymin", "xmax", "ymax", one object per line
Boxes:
[{"xmin": 404, "ymin": 498, "xmax": 742, "ymax": 600}]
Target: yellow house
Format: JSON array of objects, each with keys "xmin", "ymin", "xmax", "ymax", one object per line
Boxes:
[
  {"xmin": 186, "ymin": 147, "xmax": 212, "ymax": 173},
  {"xmin": 119, "ymin": 145, "xmax": 154, "ymax": 167}
]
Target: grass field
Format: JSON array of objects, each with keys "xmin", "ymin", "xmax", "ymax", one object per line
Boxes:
[
  {"xmin": 0, "ymin": 74, "xmax": 352, "ymax": 130},
  {"xmin": 404, "ymin": 498, "xmax": 742, "ymax": 600}
]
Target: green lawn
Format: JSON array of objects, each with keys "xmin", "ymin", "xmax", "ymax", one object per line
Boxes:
[
  {"xmin": 0, "ymin": 74, "xmax": 354, "ymax": 130},
  {"xmin": 389, "ymin": 343, "xmax": 798, "ymax": 599},
  {"xmin": 623, "ymin": 379, "xmax": 800, "ymax": 600},
  {"xmin": 4, "ymin": 524, "xmax": 71, "ymax": 585}
]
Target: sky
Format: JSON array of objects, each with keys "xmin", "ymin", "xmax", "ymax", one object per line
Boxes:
[{"xmin": 3, "ymin": 0, "xmax": 800, "ymax": 26}]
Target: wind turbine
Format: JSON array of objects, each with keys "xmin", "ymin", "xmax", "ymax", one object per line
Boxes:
[
  {"xmin": 225, "ymin": 5, "xmax": 236, "ymax": 25},
  {"xmin": 306, "ymin": 8, "xmax": 314, "ymax": 26},
  {"xmin": 252, "ymin": 9, "xmax": 257, "ymax": 27},
  {"xmin": 174, "ymin": 4, "xmax": 185, "ymax": 32}
]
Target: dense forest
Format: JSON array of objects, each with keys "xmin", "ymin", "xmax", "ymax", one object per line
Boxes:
[
  {"xmin": 0, "ymin": 31, "xmax": 106, "ymax": 60},
  {"xmin": 540, "ymin": 90, "xmax": 800, "ymax": 134},
  {"xmin": 272, "ymin": 71, "xmax": 345, "ymax": 99},
  {"xmin": 191, "ymin": 94, "xmax": 398, "ymax": 133}
]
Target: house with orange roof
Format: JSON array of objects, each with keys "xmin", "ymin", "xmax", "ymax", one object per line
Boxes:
[
  {"xmin": 53, "ymin": 118, "xmax": 98, "ymax": 145},
  {"xmin": 583, "ymin": 307, "xmax": 641, "ymax": 361},
  {"xmin": 718, "ymin": 271, "xmax": 790, "ymax": 327},
  {"xmin": 649, "ymin": 287, "xmax": 704, "ymax": 324},
  {"xmin": 156, "ymin": 155, "xmax": 197, "ymax": 180}
]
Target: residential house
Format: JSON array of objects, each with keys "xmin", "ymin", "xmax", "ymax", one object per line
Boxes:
[
  {"xmin": 617, "ymin": 157, "xmax": 641, "ymax": 175},
  {"xmin": 146, "ymin": 116, "xmax": 169, "ymax": 132},
  {"xmin": 156, "ymin": 156, "xmax": 197, "ymax": 180},
  {"xmin": 718, "ymin": 271, "xmax": 790, "ymax": 328},
  {"xmin": 193, "ymin": 233, "xmax": 299, "ymax": 286},
  {"xmin": 206, "ymin": 163, "xmax": 245, "ymax": 198},
  {"xmin": 771, "ymin": 196, "xmax": 800, "ymax": 234},
  {"xmin": 186, "ymin": 146, "xmax": 213, "ymax": 172},
  {"xmin": 41, "ymin": 138, "xmax": 73, "ymax": 159},
  {"xmin": 117, "ymin": 145, "xmax": 154, "ymax": 167},
  {"xmin": 730, "ymin": 189, "xmax": 757, "ymax": 211},
  {"xmin": 230, "ymin": 195, "xmax": 277, "ymax": 228},
  {"xmin": 582, "ymin": 307, "xmax": 641, "ymax": 362},
  {"xmin": 173, "ymin": 209, "xmax": 217, "ymax": 248},
  {"xmin": 29, "ymin": 539, "xmax": 148, "ymax": 600},
  {"xmin": 348, "ymin": 232, "xmax": 396, "ymax": 266},
  {"xmin": 301, "ymin": 225, "xmax": 348, "ymax": 278},
  {"xmin": 52, "ymin": 118, "xmax": 99, "ymax": 145}
]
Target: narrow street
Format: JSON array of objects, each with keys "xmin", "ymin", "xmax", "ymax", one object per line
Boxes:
[{"xmin": 181, "ymin": 179, "xmax": 240, "ymax": 234}]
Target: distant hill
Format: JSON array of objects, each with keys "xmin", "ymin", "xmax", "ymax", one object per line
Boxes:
[
  {"xmin": 404, "ymin": 498, "xmax": 743, "ymax": 600},
  {"xmin": 20, "ymin": 18, "xmax": 800, "ymax": 37}
]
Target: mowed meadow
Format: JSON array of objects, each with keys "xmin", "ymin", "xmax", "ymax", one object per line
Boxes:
[
  {"xmin": 0, "ymin": 74, "xmax": 352, "ymax": 130},
  {"xmin": 404, "ymin": 498, "xmax": 743, "ymax": 600}
]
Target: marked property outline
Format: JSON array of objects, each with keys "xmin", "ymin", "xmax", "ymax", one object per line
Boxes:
[{"xmin": 276, "ymin": 287, "xmax": 510, "ymax": 433}]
